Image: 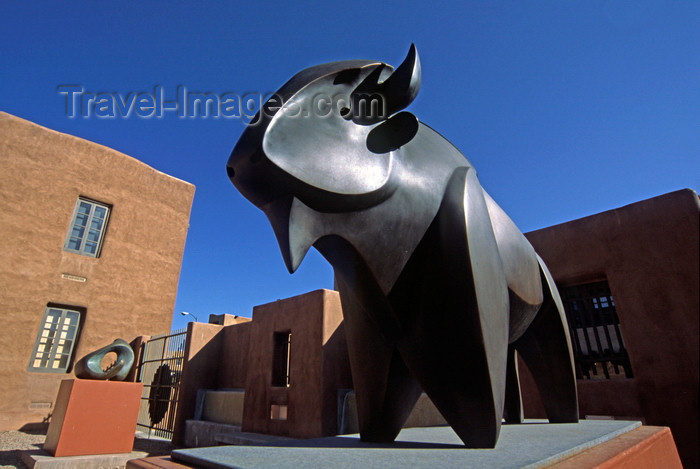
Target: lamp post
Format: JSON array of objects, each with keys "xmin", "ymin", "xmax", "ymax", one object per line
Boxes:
[{"xmin": 180, "ymin": 311, "xmax": 199, "ymax": 322}]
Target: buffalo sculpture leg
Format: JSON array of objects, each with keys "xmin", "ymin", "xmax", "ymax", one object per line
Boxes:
[
  {"xmin": 503, "ymin": 260, "xmax": 579, "ymax": 425},
  {"xmin": 320, "ymin": 238, "xmax": 423, "ymax": 443},
  {"xmin": 503, "ymin": 345, "xmax": 525, "ymax": 424},
  {"xmin": 511, "ymin": 258, "xmax": 579, "ymax": 423},
  {"xmin": 504, "ymin": 261, "xmax": 578, "ymax": 425},
  {"xmin": 339, "ymin": 289, "xmax": 423, "ymax": 443}
]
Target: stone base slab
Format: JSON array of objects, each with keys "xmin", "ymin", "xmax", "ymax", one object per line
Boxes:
[
  {"xmin": 22, "ymin": 449, "xmax": 150, "ymax": 469},
  {"xmin": 128, "ymin": 420, "xmax": 683, "ymax": 469},
  {"xmin": 127, "ymin": 421, "xmax": 682, "ymax": 469},
  {"xmin": 184, "ymin": 420, "xmax": 242, "ymax": 448},
  {"xmin": 184, "ymin": 419, "xmax": 293, "ymax": 448}
]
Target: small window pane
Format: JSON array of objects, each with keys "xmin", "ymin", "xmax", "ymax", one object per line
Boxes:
[
  {"xmin": 75, "ymin": 211, "xmax": 89, "ymax": 223},
  {"xmin": 89, "ymin": 218, "xmax": 103, "ymax": 231}
]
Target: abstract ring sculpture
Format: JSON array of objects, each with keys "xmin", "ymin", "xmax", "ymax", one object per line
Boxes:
[
  {"xmin": 227, "ymin": 44, "xmax": 578, "ymax": 448},
  {"xmin": 74, "ymin": 338, "xmax": 135, "ymax": 381}
]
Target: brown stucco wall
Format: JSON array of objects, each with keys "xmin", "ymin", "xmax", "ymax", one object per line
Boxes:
[
  {"xmin": 0, "ymin": 112, "xmax": 194, "ymax": 430},
  {"xmin": 524, "ymin": 189, "xmax": 699, "ymax": 468},
  {"xmin": 171, "ymin": 317, "xmax": 251, "ymax": 446},
  {"xmin": 171, "ymin": 322, "xmax": 224, "ymax": 446},
  {"xmin": 217, "ymin": 321, "xmax": 252, "ymax": 389},
  {"xmin": 241, "ymin": 289, "xmax": 352, "ymax": 438}
]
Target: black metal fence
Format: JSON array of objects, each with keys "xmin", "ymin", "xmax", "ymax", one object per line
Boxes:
[
  {"xmin": 135, "ymin": 328, "xmax": 187, "ymax": 439},
  {"xmin": 560, "ymin": 281, "xmax": 633, "ymax": 380}
]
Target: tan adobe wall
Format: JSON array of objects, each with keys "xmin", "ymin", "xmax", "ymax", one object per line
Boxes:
[{"xmin": 0, "ymin": 112, "xmax": 195, "ymax": 430}]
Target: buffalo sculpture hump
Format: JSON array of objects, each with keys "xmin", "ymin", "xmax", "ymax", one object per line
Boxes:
[{"xmin": 227, "ymin": 44, "xmax": 579, "ymax": 448}]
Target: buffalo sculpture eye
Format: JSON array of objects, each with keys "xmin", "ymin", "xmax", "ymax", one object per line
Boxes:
[{"xmin": 227, "ymin": 44, "xmax": 578, "ymax": 448}]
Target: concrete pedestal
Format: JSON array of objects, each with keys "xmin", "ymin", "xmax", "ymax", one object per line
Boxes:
[
  {"xmin": 22, "ymin": 448, "xmax": 151, "ymax": 469},
  {"xmin": 43, "ymin": 379, "xmax": 143, "ymax": 457},
  {"xmin": 128, "ymin": 420, "xmax": 682, "ymax": 469}
]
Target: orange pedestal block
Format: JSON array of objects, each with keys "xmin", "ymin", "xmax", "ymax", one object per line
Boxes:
[{"xmin": 43, "ymin": 379, "xmax": 144, "ymax": 457}]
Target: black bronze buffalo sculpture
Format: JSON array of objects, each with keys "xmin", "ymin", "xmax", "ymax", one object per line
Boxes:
[{"xmin": 227, "ymin": 45, "xmax": 578, "ymax": 448}]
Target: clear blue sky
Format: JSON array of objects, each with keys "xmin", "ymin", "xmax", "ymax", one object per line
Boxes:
[{"xmin": 2, "ymin": 1, "xmax": 698, "ymax": 331}]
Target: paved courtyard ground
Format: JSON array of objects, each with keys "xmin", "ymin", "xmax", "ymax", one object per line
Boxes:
[{"xmin": 0, "ymin": 429, "xmax": 174, "ymax": 468}]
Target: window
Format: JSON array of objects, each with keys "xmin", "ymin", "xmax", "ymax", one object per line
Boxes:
[
  {"xmin": 28, "ymin": 307, "xmax": 82, "ymax": 373},
  {"xmin": 560, "ymin": 281, "xmax": 633, "ymax": 380},
  {"xmin": 270, "ymin": 404, "xmax": 288, "ymax": 420},
  {"xmin": 64, "ymin": 198, "xmax": 110, "ymax": 257},
  {"xmin": 271, "ymin": 331, "xmax": 292, "ymax": 387}
]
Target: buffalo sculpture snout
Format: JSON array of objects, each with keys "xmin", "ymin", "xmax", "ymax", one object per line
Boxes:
[{"xmin": 227, "ymin": 44, "xmax": 578, "ymax": 448}]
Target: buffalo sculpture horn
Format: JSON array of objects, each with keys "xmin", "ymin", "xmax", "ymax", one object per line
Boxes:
[{"xmin": 227, "ymin": 44, "xmax": 579, "ymax": 448}]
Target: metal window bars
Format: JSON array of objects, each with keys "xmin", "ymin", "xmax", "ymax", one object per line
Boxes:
[{"xmin": 560, "ymin": 281, "xmax": 633, "ymax": 380}]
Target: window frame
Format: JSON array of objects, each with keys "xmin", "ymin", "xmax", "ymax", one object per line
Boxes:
[
  {"xmin": 27, "ymin": 306, "xmax": 82, "ymax": 374},
  {"xmin": 63, "ymin": 197, "xmax": 111, "ymax": 258}
]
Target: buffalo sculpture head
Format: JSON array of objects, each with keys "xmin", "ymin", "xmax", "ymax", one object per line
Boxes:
[
  {"xmin": 227, "ymin": 45, "xmax": 578, "ymax": 448},
  {"xmin": 228, "ymin": 45, "xmax": 420, "ymax": 211}
]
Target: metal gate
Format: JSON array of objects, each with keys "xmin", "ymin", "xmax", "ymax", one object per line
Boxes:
[{"xmin": 135, "ymin": 328, "xmax": 187, "ymax": 439}]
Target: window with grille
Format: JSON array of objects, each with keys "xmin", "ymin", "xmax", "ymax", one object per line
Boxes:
[
  {"xmin": 28, "ymin": 307, "xmax": 82, "ymax": 373},
  {"xmin": 560, "ymin": 281, "xmax": 633, "ymax": 380},
  {"xmin": 64, "ymin": 198, "xmax": 110, "ymax": 257}
]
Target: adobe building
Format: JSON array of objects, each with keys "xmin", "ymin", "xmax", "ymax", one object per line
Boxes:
[
  {"xmin": 522, "ymin": 188, "xmax": 699, "ymax": 469},
  {"xmin": 171, "ymin": 290, "xmax": 353, "ymax": 445},
  {"xmin": 0, "ymin": 112, "xmax": 195, "ymax": 431}
]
